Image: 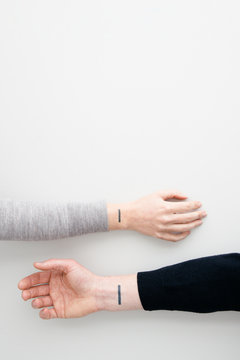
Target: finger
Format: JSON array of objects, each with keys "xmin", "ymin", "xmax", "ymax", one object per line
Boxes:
[
  {"xmin": 32, "ymin": 296, "xmax": 53, "ymax": 309},
  {"xmin": 167, "ymin": 200, "xmax": 202, "ymax": 213},
  {"xmin": 165, "ymin": 219, "xmax": 203, "ymax": 233},
  {"xmin": 22, "ymin": 284, "xmax": 50, "ymax": 300},
  {"xmin": 34, "ymin": 258, "xmax": 77, "ymax": 273},
  {"xmin": 159, "ymin": 190, "xmax": 188, "ymax": 201},
  {"xmin": 18, "ymin": 271, "xmax": 51, "ymax": 290},
  {"xmin": 157, "ymin": 231, "xmax": 190, "ymax": 242},
  {"xmin": 170, "ymin": 210, "xmax": 207, "ymax": 224},
  {"xmin": 39, "ymin": 307, "xmax": 58, "ymax": 320}
]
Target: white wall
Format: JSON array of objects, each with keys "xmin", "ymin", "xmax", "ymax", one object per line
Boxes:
[{"xmin": 0, "ymin": 1, "xmax": 239, "ymax": 359}]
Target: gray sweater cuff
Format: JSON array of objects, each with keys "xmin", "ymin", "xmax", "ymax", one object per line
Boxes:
[{"xmin": 0, "ymin": 199, "xmax": 109, "ymax": 240}]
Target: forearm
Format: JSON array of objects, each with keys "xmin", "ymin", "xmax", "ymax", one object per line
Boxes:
[
  {"xmin": 19, "ymin": 254, "xmax": 240, "ymax": 319},
  {"xmin": 0, "ymin": 191, "xmax": 206, "ymax": 241},
  {"xmin": 0, "ymin": 199, "xmax": 108, "ymax": 240},
  {"xmin": 0, "ymin": 198, "xmax": 135, "ymax": 241},
  {"xmin": 95, "ymin": 273, "xmax": 143, "ymax": 311},
  {"xmin": 107, "ymin": 203, "xmax": 134, "ymax": 231},
  {"xmin": 94, "ymin": 253, "xmax": 240, "ymax": 314}
]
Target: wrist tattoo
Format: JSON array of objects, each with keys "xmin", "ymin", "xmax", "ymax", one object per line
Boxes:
[
  {"xmin": 118, "ymin": 284, "xmax": 121, "ymax": 305},
  {"xmin": 118, "ymin": 209, "xmax": 121, "ymax": 223}
]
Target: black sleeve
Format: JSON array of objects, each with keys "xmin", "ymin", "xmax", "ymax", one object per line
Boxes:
[{"xmin": 137, "ymin": 253, "xmax": 240, "ymax": 313}]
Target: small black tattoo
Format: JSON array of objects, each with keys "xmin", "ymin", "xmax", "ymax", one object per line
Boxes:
[
  {"xmin": 118, "ymin": 209, "xmax": 121, "ymax": 223},
  {"xmin": 118, "ymin": 284, "xmax": 121, "ymax": 305}
]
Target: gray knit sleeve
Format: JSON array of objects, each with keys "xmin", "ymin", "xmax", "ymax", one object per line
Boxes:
[{"xmin": 0, "ymin": 199, "xmax": 109, "ymax": 240}]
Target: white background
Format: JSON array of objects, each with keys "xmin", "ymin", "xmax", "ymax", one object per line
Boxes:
[{"xmin": 0, "ymin": 1, "xmax": 240, "ymax": 359}]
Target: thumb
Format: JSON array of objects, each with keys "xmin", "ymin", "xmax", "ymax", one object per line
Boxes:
[
  {"xmin": 160, "ymin": 190, "xmax": 188, "ymax": 200},
  {"xmin": 34, "ymin": 258, "xmax": 77, "ymax": 273}
]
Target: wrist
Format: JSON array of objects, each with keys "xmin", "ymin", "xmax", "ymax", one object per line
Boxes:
[
  {"xmin": 107, "ymin": 202, "xmax": 135, "ymax": 231},
  {"xmin": 94, "ymin": 274, "xmax": 143, "ymax": 312}
]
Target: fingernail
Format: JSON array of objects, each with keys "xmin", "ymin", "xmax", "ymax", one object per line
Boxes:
[
  {"xmin": 32, "ymin": 300, "xmax": 37, "ymax": 308},
  {"xmin": 202, "ymin": 211, "xmax": 207, "ymax": 216},
  {"xmin": 22, "ymin": 290, "xmax": 29, "ymax": 300}
]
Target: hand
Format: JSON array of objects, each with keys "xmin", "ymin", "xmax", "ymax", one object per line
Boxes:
[
  {"xmin": 107, "ymin": 190, "xmax": 207, "ymax": 241},
  {"xmin": 18, "ymin": 259, "xmax": 141, "ymax": 320},
  {"xmin": 18, "ymin": 259, "xmax": 99, "ymax": 319}
]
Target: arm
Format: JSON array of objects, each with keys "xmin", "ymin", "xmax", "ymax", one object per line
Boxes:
[
  {"xmin": 0, "ymin": 199, "xmax": 108, "ymax": 240},
  {"xmin": 18, "ymin": 253, "xmax": 240, "ymax": 319},
  {"xmin": 0, "ymin": 190, "xmax": 206, "ymax": 241},
  {"xmin": 18, "ymin": 259, "xmax": 143, "ymax": 319},
  {"xmin": 137, "ymin": 253, "xmax": 240, "ymax": 313}
]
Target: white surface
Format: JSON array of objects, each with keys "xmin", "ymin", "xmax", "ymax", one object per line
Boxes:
[{"xmin": 0, "ymin": 1, "xmax": 240, "ymax": 359}]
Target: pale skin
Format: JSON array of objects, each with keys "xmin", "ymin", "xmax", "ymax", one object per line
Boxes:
[
  {"xmin": 18, "ymin": 258, "xmax": 142, "ymax": 320},
  {"xmin": 107, "ymin": 190, "xmax": 207, "ymax": 241},
  {"xmin": 18, "ymin": 190, "xmax": 207, "ymax": 319}
]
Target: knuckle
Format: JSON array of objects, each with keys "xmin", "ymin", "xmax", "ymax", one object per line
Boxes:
[
  {"xmin": 193, "ymin": 220, "xmax": 201, "ymax": 227},
  {"xmin": 70, "ymin": 259, "xmax": 77, "ymax": 265},
  {"xmin": 183, "ymin": 216, "xmax": 190, "ymax": 223},
  {"xmin": 157, "ymin": 224, "xmax": 164, "ymax": 231},
  {"xmin": 156, "ymin": 232, "xmax": 164, "ymax": 239},
  {"xmin": 176, "ymin": 234, "xmax": 183, "ymax": 240},
  {"xmin": 163, "ymin": 202, "xmax": 171, "ymax": 210},
  {"xmin": 161, "ymin": 215, "xmax": 169, "ymax": 224},
  {"xmin": 165, "ymin": 216, "xmax": 171, "ymax": 223},
  {"xmin": 170, "ymin": 235, "xmax": 177, "ymax": 242},
  {"xmin": 67, "ymin": 259, "xmax": 78, "ymax": 268},
  {"xmin": 187, "ymin": 202, "xmax": 193, "ymax": 210}
]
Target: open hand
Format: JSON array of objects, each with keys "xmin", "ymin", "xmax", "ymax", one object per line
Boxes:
[{"xmin": 18, "ymin": 259, "xmax": 99, "ymax": 319}]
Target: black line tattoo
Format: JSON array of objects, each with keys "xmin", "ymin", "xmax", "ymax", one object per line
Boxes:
[
  {"xmin": 118, "ymin": 209, "xmax": 121, "ymax": 223},
  {"xmin": 118, "ymin": 284, "xmax": 121, "ymax": 305}
]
